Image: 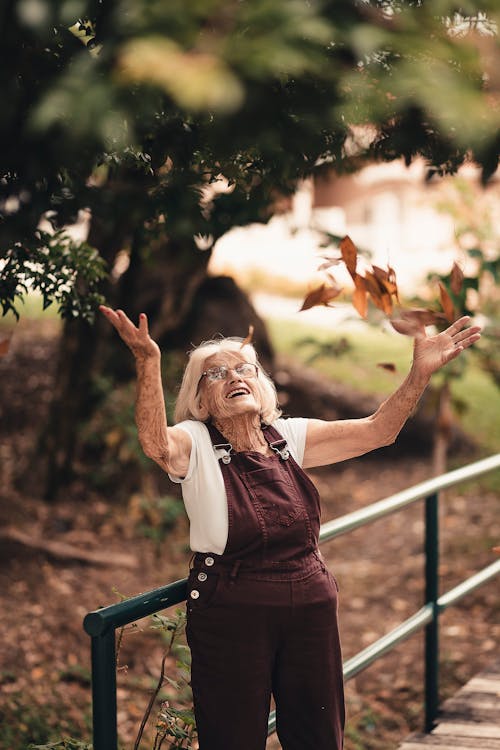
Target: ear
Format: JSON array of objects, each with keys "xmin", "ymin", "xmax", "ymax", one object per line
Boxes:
[{"xmin": 197, "ymin": 399, "xmax": 210, "ymax": 421}]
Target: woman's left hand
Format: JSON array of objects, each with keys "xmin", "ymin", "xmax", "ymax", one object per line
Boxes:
[{"xmin": 412, "ymin": 316, "xmax": 482, "ymax": 378}]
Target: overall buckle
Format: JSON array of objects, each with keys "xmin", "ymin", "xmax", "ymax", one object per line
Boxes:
[
  {"xmin": 213, "ymin": 442, "xmax": 233, "ymax": 464},
  {"xmin": 269, "ymin": 439, "xmax": 290, "ymax": 461}
]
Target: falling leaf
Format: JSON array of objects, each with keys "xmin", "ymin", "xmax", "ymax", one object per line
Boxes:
[
  {"xmin": 299, "ymin": 283, "xmax": 343, "ymax": 311},
  {"xmin": 390, "ymin": 318, "xmax": 422, "ymax": 336},
  {"xmin": 317, "ymin": 251, "xmax": 342, "ymax": 272},
  {"xmin": 372, "ymin": 265, "xmax": 399, "ymax": 297},
  {"xmin": 450, "ymin": 262, "xmax": 465, "ymax": 296},
  {"xmin": 352, "ymin": 274, "xmax": 368, "ymax": 318},
  {"xmin": 317, "ymin": 258, "xmax": 342, "ymax": 272},
  {"xmin": 0, "ymin": 336, "xmax": 12, "ymax": 357},
  {"xmin": 118, "ymin": 37, "xmax": 244, "ymax": 113},
  {"xmin": 339, "ymin": 235, "xmax": 358, "ymax": 279},
  {"xmin": 390, "ymin": 308, "xmax": 447, "ymax": 336},
  {"xmin": 438, "ymin": 282, "xmax": 456, "ymax": 323},
  {"xmin": 240, "ymin": 325, "xmax": 254, "ymax": 348},
  {"xmin": 377, "ymin": 362, "xmax": 397, "ymax": 372},
  {"xmin": 363, "ymin": 271, "xmax": 393, "ymax": 314}
]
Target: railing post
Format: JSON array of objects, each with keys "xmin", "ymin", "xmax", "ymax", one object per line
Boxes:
[
  {"xmin": 90, "ymin": 627, "xmax": 118, "ymax": 750},
  {"xmin": 424, "ymin": 491, "xmax": 439, "ymax": 732}
]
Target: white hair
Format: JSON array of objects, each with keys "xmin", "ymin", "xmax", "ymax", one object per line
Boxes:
[{"xmin": 174, "ymin": 337, "xmax": 281, "ymax": 424}]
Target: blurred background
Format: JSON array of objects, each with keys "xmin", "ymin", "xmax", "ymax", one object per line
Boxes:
[{"xmin": 0, "ymin": 1, "xmax": 499, "ymax": 748}]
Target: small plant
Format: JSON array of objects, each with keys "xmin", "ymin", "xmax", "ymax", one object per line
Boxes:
[
  {"xmin": 133, "ymin": 609, "xmax": 197, "ymax": 750},
  {"xmin": 131, "ymin": 495, "xmax": 186, "ymax": 554},
  {"xmin": 28, "ymin": 741, "xmax": 92, "ymax": 750}
]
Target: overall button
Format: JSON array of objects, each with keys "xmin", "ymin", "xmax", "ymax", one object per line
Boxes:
[
  {"xmin": 204, "ymin": 556, "xmax": 215, "ymax": 567},
  {"xmin": 197, "ymin": 572, "xmax": 208, "ymax": 582},
  {"xmin": 190, "ymin": 590, "xmax": 200, "ymax": 599}
]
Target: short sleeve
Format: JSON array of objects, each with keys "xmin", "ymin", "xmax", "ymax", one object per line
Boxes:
[
  {"xmin": 272, "ymin": 417, "xmax": 309, "ymax": 465},
  {"xmin": 167, "ymin": 424, "xmax": 195, "ymax": 483}
]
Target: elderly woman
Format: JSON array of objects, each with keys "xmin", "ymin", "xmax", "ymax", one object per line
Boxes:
[{"xmin": 100, "ymin": 305, "xmax": 480, "ymax": 750}]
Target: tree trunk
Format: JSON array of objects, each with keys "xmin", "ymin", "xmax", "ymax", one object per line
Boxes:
[{"xmin": 432, "ymin": 380, "xmax": 453, "ymax": 476}]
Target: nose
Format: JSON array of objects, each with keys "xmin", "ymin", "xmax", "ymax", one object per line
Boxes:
[{"xmin": 228, "ymin": 369, "xmax": 243, "ymax": 382}]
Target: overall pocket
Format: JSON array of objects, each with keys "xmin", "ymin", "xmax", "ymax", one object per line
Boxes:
[{"xmin": 244, "ymin": 466, "xmax": 304, "ymax": 527}]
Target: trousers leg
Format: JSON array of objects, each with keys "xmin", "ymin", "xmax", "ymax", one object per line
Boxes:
[
  {"xmin": 272, "ymin": 573, "xmax": 345, "ymax": 750},
  {"xmin": 186, "ymin": 600, "xmax": 275, "ymax": 750}
]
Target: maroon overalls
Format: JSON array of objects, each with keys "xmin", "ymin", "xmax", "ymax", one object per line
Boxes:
[{"xmin": 186, "ymin": 423, "xmax": 345, "ymax": 750}]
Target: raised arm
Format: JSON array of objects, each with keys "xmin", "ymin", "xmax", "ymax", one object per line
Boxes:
[
  {"xmin": 100, "ymin": 306, "xmax": 191, "ymax": 477},
  {"xmin": 303, "ymin": 316, "xmax": 481, "ymax": 468}
]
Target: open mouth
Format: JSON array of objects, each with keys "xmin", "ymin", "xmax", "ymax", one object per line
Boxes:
[{"xmin": 226, "ymin": 387, "xmax": 250, "ymax": 399}]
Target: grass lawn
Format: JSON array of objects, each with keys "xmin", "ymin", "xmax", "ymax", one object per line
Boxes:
[{"xmin": 267, "ymin": 315, "xmax": 500, "ymax": 456}]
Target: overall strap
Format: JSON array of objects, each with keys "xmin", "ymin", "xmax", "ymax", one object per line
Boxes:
[
  {"xmin": 262, "ymin": 423, "xmax": 290, "ymax": 460},
  {"xmin": 206, "ymin": 422, "xmax": 234, "ymax": 464},
  {"xmin": 206, "ymin": 421, "xmax": 291, "ymax": 462}
]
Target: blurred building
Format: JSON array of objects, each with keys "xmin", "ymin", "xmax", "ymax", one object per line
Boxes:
[{"xmin": 210, "ymin": 159, "xmax": 499, "ymax": 297}]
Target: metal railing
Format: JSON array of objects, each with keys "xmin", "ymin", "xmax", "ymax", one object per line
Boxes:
[{"xmin": 84, "ymin": 453, "xmax": 500, "ymax": 750}]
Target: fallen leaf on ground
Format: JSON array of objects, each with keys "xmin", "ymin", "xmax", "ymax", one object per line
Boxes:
[{"xmin": 0, "ymin": 336, "xmax": 12, "ymax": 357}]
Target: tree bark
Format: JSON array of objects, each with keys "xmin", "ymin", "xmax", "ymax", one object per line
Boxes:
[{"xmin": 431, "ymin": 380, "xmax": 453, "ymax": 476}]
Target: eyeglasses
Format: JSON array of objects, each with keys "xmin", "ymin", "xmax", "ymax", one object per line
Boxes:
[{"xmin": 197, "ymin": 363, "xmax": 258, "ymax": 392}]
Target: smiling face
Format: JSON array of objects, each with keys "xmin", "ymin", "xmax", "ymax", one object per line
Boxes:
[{"xmin": 198, "ymin": 351, "xmax": 261, "ymax": 421}]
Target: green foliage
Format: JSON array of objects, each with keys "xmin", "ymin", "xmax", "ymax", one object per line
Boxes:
[
  {"xmin": 131, "ymin": 609, "xmax": 197, "ymax": 750},
  {"xmin": 0, "ymin": 231, "xmax": 106, "ymax": 322},
  {"xmin": 295, "ymin": 335, "xmax": 352, "ymax": 365},
  {"xmin": 79, "ymin": 379, "xmax": 147, "ymax": 493},
  {"xmin": 0, "ymin": 691, "xmax": 89, "ymax": 750},
  {"xmin": 1, "ymin": 1, "xmax": 499, "ymax": 319},
  {"xmin": 132, "ymin": 495, "xmax": 186, "ymax": 555}
]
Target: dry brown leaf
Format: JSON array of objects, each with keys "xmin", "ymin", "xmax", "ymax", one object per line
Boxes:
[
  {"xmin": 240, "ymin": 325, "xmax": 254, "ymax": 348},
  {"xmin": 450, "ymin": 261, "xmax": 465, "ymax": 296},
  {"xmin": 379, "ymin": 293, "xmax": 393, "ymax": 315},
  {"xmin": 317, "ymin": 260, "xmax": 339, "ymax": 272},
  {"xmin": 372, "ymin": 265, "xmax": 398, "ymax": 297},
  {"xmin": 377, "ymin": 362, "xmax": 397, "ymax": 372},
  {"xmin": 317, "ymin": 254, "xmax": 342, "ymax": 272},
  {"xmin": 363, "ymin": 271, "xmax": 394, "ymax": 315},
  {"xmin": 299, "ymin": 283, "xmax": 343, "ymax": 312},
  {"xmin": 438, "ymin": 282, "xmax": 456, "ymax": 323},
  {"xmin": 390, "ymin": 308, "xmax": 446, "ymax": 336},
  {"xmin": 352, "ymin": 274, "xmax": 368, "ymax": 318},
  {"xmin": 0, "ymin": 336, "xmax": 12, "ymax": 357},
  {"xmin": 390, "ymin": 318, "xmax": 421, "ymax": 336},
  {"xmin": 339, "ymin": 235, "xmax": 358, "ymax": 279}
]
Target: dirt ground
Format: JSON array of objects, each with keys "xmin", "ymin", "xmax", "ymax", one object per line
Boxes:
[{"xmin": 0, "ymin": 320, "xmax": 498, "ymax": 750}]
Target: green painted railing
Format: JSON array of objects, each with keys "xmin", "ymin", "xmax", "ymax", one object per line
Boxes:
[{"xmin": 84, "ymin": 453, "xmax": 500, "ymax": 750}]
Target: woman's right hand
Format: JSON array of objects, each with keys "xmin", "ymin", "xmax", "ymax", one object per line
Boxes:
[{"xmin": 100, "ymin": 306, "xmax": 160, "ymax": 361}]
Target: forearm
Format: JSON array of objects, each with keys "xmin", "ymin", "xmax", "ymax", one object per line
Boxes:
[
  {"xmin": 369, "ymin": 364, "xmax": 430, "ymax": 445},
  {"xmin": 135, "ymin": 354, "xmax": 170, "ymax": 463}
]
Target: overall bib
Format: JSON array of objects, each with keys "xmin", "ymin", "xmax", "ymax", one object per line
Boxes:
[{"xmin": 186, "ymin": 423, "xmax": 345, "ymax": 750}]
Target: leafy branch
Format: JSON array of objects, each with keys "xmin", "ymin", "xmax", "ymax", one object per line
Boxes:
[{"xmin": 0, "ymin": 231, "xmax": 107, "ymax": 322}]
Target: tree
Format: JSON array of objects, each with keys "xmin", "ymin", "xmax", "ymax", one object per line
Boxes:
[{"xmin": 1, "ymin": 0, "xmax": 499, "ymax": 496}]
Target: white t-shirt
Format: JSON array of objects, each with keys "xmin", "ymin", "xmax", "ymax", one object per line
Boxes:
[{"xmin": 169, "ymin": 418, "xmax": 309, "ymax": 554}]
